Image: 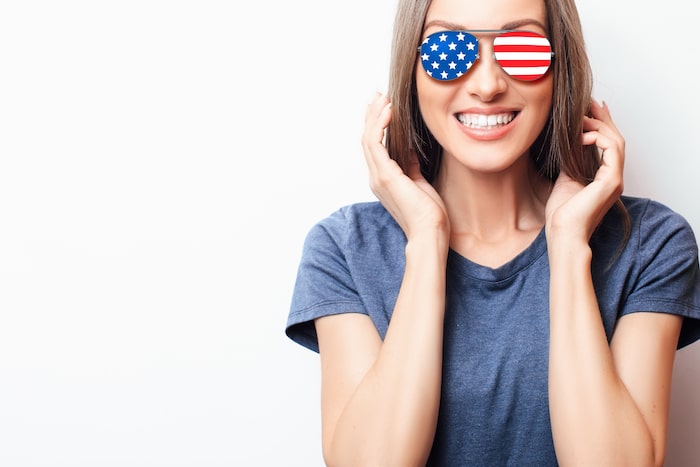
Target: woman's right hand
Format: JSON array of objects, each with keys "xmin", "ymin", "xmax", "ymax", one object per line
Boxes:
[{"xmin": 362, "ymin": 92, "xmax": 450, "ymax": 242}]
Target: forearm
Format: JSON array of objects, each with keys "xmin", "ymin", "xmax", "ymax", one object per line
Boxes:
[
  {"xmin": 327, "ymin": 234, "xmax": 448, "ymax": 466},
  {"xmin": 548, "ymin": 240, "xmax": 656, "ymax": 466}
]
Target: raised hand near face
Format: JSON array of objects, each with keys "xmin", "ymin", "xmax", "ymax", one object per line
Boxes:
[
  {"xmin": 362, "ymin": 92, "xmax": 450, "ymax": 243},
  {"xmin": 545, "ymin": 99, "xmax": 625, "ymax": 244}
]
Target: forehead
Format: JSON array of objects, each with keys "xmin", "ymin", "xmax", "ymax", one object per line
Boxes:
[{"xmin": 424, "ymin": 0, "xmax": 547, "ymax": 31}]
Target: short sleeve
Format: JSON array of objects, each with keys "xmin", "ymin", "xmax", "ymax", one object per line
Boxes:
[
  {"xmin": 285, "ymin": 217, "xmax": 367, "ymax": 353},
  {"xmin": 622, "ymin": 201, "xmax": 700, "ymax": 348}
]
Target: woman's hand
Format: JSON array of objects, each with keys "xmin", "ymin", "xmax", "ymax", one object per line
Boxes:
[
  {"xmin": 362, "ymin": 92, "xmax": 450, "ymax": 242},
  {"xmin": 545, "ymin": 99, "xmax": 625, "ymax": 244}
]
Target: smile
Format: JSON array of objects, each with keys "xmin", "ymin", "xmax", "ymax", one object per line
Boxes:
[{"xmin": 456, "ymin": 112, "xmax": 516, "ymax": 129}]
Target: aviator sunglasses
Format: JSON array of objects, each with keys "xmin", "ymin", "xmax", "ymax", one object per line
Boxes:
[{"xmin": 418, "ymin": 30, "xmax": 554, "ymax": 82}]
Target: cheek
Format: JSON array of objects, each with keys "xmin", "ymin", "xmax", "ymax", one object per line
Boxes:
[
  {"xmin": 415, "ymin": 68, "xmax": 433, "ymax": 112},
  {"xmin": 528, "ymin": 79, "xmax": 553, "ymax": 127},
  {"xmin": 415, "ymin": 69, "xmax": 457, "ymax": 120},
  {"xmin": 415, "ymin": 73, "xmax": 441, "ymax": 128}
]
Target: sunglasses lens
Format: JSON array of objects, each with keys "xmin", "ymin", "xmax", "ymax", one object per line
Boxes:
[
  {"xmin": 419, "ymin": 31, "xmax": 479, "ymax": 81},
  {"xmin": 493, "ymin": 31, "xmax": 552, "ymax": 81}
]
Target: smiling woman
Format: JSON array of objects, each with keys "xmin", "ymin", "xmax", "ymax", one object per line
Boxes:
[{"xmin": 284, "ymin": 0, "xmax": 700, "ymax": 465}]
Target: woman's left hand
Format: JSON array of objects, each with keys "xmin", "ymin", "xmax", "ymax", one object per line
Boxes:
[{"xmin": 545, "ymin": 99, "xmax": 625, "ymax": 244}]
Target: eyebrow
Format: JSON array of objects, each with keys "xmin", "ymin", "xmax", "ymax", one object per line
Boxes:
[{"xmin": 423, "ymin": 18, "xmax": 548, "ymax": 33}]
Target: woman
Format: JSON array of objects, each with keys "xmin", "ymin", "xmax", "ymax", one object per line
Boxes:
[{"xmin": 285, "ymin": 0, "xmax": 700, "ymax": 464}]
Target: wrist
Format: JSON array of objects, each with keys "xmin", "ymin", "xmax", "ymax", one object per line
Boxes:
[
  {"xmin": 405, "ymin": 231, "xmax": 450, "ymax": 262},
  {"xmin": 547, "ymin": 236, "xmax": 592, "ymax": 267}
]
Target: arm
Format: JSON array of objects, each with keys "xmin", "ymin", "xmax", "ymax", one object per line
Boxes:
[
  {"xmin": 317, "ymin": 234, "xmax": 447, "ymax": 466},
  {"xmin": 315, "ymin": 93, "xmax": 450, "ymax": 466},
  {"xmin": 548, "ymin": 241, "xmax": 681, "ymax": 466},
  {"xmin": 546, "ymin": 100, "xmax": 682, "ymax": 466}
]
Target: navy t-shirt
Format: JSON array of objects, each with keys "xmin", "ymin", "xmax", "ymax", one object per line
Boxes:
[{"xmin": 286, "ymin": 196, "xmax": 700, "ymax": 465}]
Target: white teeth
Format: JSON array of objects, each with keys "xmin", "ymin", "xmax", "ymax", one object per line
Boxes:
[{"xmin": 457, "ymin": 112, "xmax": 515, "ymax": 129}]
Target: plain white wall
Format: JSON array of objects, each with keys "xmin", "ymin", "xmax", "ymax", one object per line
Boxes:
[{"xmin": 0, "ymin": 1, "xmax": 697, "ymax": 466}]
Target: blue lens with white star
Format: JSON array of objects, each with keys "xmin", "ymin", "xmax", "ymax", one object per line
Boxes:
[{"xmin": 419, "ymin": 30, "xmax": 479, "ymax": 81}]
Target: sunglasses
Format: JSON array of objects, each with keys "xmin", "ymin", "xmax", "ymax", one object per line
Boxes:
[{"xmin": 418, "ymin": 30, "xmax": 554, "ymax": 82}]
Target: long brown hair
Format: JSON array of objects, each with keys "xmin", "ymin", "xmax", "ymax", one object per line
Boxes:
[{"xmin": 384, "ymin": 0, "xmax": 629, "ymax": 242}]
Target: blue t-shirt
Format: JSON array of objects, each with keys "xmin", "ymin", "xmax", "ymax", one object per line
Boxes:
[{"xmin": 286, "ymin": 196, "xmax": 700, "ymax": 465}]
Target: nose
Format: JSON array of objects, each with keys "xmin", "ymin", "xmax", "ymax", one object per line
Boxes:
[{"xmin": 465, "ymin": 41, "xmax": 508, "ymax": 101}]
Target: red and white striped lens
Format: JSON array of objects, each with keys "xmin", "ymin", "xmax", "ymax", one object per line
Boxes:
[{"xmin": 492, "ymin": 31, "xmax": 553, "ymax": 81}]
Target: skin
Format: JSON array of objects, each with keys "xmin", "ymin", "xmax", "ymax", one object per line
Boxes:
[
  {"xmin": 416, "ymin": 0, "xmax": 553, "ymax": 266},
  {"xmin": 315, "ymin": 0, "xmax": 683, "ymax": 465}
]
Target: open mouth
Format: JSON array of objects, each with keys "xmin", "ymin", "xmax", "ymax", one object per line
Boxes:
[{"xmin": 456, "ymin": 112, "xmax": 518, "ymax": 130}]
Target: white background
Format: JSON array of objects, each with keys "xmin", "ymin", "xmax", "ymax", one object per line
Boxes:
[{"xmin": 0, "ymin": 1, "xmax": 697, "ymax": 466}]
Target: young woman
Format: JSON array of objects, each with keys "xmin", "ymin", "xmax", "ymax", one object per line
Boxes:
[{"xmin": 286, "ymin": 0, "xmax": 700, "ymax": 464}]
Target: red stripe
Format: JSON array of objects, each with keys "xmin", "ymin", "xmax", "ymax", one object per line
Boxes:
[
  {"xmin": 496, "ymin": 59, "xmax": 552, "ymax": 67},
  {"xmin": 493, "ymin": 44, "xmax": 551, "ymax": 53}
]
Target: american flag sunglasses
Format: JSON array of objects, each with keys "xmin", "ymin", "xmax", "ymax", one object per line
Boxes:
[{"xmin": 418, "ymin": 30, "xmax": 554, "ymax": 82}]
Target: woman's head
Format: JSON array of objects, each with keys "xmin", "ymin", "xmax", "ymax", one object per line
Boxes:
[{"xmin": 385, "ymin": 0, "xmax": 599, "ymax": 184}]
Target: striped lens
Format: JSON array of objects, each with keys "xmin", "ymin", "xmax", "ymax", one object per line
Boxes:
[
  {"xmin": 419, "ymin": 30, "xmax": 553, "ymax": 82},
  {"xmin": 492, "ymin": 31, "xmax": 553, "ymax": 81}
]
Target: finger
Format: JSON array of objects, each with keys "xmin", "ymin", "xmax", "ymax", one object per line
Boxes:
[
  {"xmin": 583, "ymin": 117, "xmax": 625, "ymax": 161},
  {"xmin": 362, "ymin": 94, "xmax": 389, "ymax": 147},
  {"xmin": 582, "ymin": 113, "xmax": 619, "ymax": 139},
  {"xmin": 586, "ymin": 100, "xmax": 624, "ymax": 145},
  {"xmin": 588, "ymin": 99, "xmax": 615, "ymax": 127},
  {"xmin": 583, "ymin": 102, "xmax": 626, "ymax": 192},
  {"xmin": 361, "ymin": 93, "xmax": 392, "ymax": 173},
  {"xmin": 581, "ymin": 129, "xmax": 620, "ymax": 158},
  {"xmin": 364, "ymin": 92, "xmax": 391, "ymax": 136},
  {"xmin": 367, "ymin": 101, "xmax": 394, "ymax": 173},
  {"xmin": 580, "ymin": 130, "xmax": 624, "ymax": 177},
  {"xmin": 581, "ymin": 131, "xmax": 624, "ymax": 200}
]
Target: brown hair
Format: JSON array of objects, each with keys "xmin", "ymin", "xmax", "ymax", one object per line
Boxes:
[{"xmin": 384, "ymin": 0, "xmax": 629, "ymax": 242}]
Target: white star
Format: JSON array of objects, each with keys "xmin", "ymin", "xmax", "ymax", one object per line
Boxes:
[
  {"xmin": 467, "ymin": 41, "xmax": 476, "ymax": 51},
  {"xmin": 457, "ymin": 32, "xmax": 465, "ymax": 41},
  {"xmin": 448, "ymin": 42, "xmax": 457, "ymax": 50},
  {"xmin": 439, "ymin": 52, "xmax": 447, "ymax": 60},
  {"xmin": 439, "ymin": 33, "xmax": 448, "ymax": 42},
  {"xmin": 466, "ymin": 61, "xmax": 473, "ymax": 69},
  {"xmin": 440, "ymin": 70, "xmax": 449, "ymax": 79},
  {"xmin": 421, "ymin": 53, "xmax": 429, "ymax": 61},
  {"xmin": 431, "ymin": 61, "xmax": 440, "ymax": 70},
  {"xmin": 457, "ymin": 52, "xmax": 465, "ymax": 60},
  {"xmin": 430, "ymin": 43, "xmax": 439, "ymax": 52},
  {"xmin": 448, "ymin": 61, "xmax": 457, "ymax": 70}
]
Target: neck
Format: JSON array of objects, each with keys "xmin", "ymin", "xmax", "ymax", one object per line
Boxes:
[{"xmin": 435, "ymin": 155, "xmax": 550, "ymax": 242}]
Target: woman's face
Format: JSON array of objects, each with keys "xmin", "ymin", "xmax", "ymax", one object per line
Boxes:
[{"xmin": 416, "ymin": 0, "xmax": 553, "ymax": 175}]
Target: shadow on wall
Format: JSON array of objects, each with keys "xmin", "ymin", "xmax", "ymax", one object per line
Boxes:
[{"xmin": 666, "ymin": 342, "xmax": 700, "ymax": 466}]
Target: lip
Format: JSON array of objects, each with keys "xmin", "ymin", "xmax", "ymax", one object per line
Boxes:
[{"xmin": 454, "ymin": 109, "xmax": 519, "ymax": 141}]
